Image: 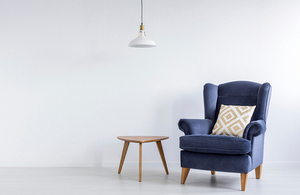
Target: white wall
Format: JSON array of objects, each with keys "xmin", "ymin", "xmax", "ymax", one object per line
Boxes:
[{"xmin": 0, "ymin": 0, "xmax": 299, "ymax": 167}]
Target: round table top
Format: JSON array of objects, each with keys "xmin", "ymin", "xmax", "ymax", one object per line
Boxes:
[{"xmin": 117, "ymin": 136, "xmax": 169, "ymax": 143}]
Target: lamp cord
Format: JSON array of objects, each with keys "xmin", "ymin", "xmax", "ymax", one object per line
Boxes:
[{"xmin": 141, "ymin": 0, "xmax": 144, "ymax": 25}]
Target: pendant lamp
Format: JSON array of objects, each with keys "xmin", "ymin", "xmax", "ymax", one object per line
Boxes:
[{"xmin": 129, "ymin": 0, "xmax": 156, "ymax": 48}]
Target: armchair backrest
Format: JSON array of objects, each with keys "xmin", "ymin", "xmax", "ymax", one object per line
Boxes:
[{"xmin": 204, "ymin": 81, "xmax": 272, "ymax": 124}]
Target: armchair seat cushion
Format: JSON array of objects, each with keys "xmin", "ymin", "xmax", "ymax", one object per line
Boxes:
[{"xmin": 180, "ymin": 135, "xmax": 251, "ymax": 155}]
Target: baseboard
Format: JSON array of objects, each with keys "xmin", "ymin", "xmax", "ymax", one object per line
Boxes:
[
  {"xmin": 1, "ymin": 161, "xmax": 299, "ymax": 168},
  {"xmin": 0, "ymin": 161, "xmax": 180, "ymax": 168},
  {"xmin": 263, "ymin": 161, "xmax": 300, "ymax": 165}
]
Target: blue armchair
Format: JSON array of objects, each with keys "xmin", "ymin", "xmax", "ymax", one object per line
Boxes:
[{"xmin": 179, "ymin": 81, "xmax": 271, "ymax": 191}]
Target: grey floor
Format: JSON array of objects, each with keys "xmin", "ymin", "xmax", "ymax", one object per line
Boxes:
[{"xmin": 0, "ymin": 163, "xmax": 299, "ymax": 195}]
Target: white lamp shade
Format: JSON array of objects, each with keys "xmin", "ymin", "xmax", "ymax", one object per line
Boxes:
[{"xmin": 129, "ymin": 30, "xmax": 156, "ymax": 48}]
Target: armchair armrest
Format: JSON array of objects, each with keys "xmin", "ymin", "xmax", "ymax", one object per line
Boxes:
[
  {"xmin": 243, "ymin": 120, "xmax": 266, "ymax": 140},
  {"xmin": 178, "ymin": 119, "xmax": 214, "ymax": 135}
]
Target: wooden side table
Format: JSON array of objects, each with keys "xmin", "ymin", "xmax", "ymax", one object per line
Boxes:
[{"xmin": 117, "ymin": 136, "xmax": 169, "ymax": 182}]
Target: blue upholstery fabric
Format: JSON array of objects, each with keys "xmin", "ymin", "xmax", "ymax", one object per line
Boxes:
[
  {"xmin": 250, "ymin": 133, "xmax": 265, "ymax": 169},
  {"xmin": 180, "ymin": 135, "xmax": 251, "ymax": 155},
  {"xmin": 216, "ymin": 81, "xmax": 260, "ymax": 123},
  {"xmin": 181, "ymin": 151, "xmax": 252, "ymax": 173},
  {"xmin": 179, "ymin": 81, "xmax": 271, "ymax": 175},
  {"xmin": 243, "ymin": 119, "xmax": 266, "ymax": 140},
  {"xmin": 178, "ymin": 119, "xmax": 213, "ymax": 135},
  {"xmin": 203, "ymin": 83, "xmax": 218, "ymax": 122},
  {"xmin": 253, "ymin": 83, "xmax": 272, "ymax": 121}
]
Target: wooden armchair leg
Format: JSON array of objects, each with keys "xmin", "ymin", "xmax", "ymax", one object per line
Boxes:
[
  {"xmin": 255, "ymin": 164, "xmax": 262, "ymax": 179},
  {"xmin": 240, "ymin": 173, "xmax": 248, "ymax": 191},
  {"xmin": 181, "ymin": 168, "xmax": 190, "ymax": 184}
]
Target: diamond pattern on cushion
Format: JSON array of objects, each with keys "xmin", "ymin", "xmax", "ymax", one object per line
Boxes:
[{"xmin": 211, "ymin": 104, "xmax": 256, "ymax": 138}]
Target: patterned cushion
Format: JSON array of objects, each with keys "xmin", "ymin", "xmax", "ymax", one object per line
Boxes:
[{"xmin": 211, "ymin": 104, "xmax": 256, "ymax": 138}]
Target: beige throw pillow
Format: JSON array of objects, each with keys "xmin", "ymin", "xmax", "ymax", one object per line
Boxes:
[{"xmin": 211, "ymin": 104, "xmax": 256, "ymax": 138}]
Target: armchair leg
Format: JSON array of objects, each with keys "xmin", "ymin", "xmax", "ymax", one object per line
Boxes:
[
  {"xmin": 181, "ymin": 167, "xmax": 190, "ymax": 184},
  {"xmin": 240, "ymin": 173, "xmax": 248, "ymax": 191},
  {"xmin": 211, "ymin": 171, "xmax": 216, "ymax": 175},
  {"xmin": 255, "ymin": 164, "xmax": 262, "ymax": 179}
]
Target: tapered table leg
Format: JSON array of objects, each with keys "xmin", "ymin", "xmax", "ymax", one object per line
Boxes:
[
  {"xmin": 156, "ymin": 141, "xmax": 169, "ymax": 174},
  {"xmin": 139, "ymin": 143, "xmax": 142, "ymax": 182},
  {"xmin": 118, "ymin": 141, "xmax": 130, "ymax": 174}
]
